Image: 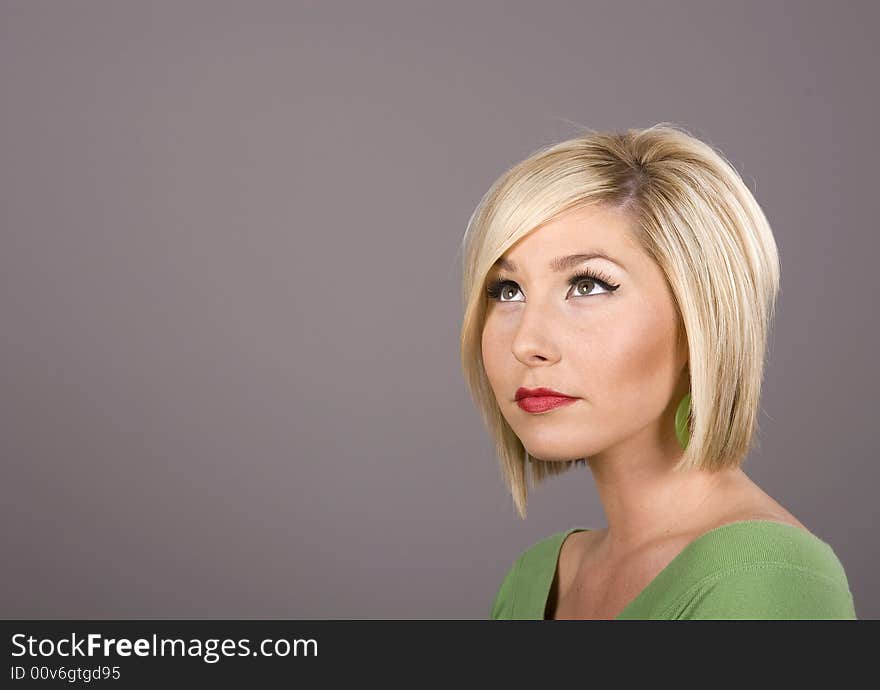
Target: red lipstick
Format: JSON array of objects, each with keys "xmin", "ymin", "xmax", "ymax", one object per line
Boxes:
[{"xmin": 515, "ymin": 387, "xmax": 579, "ymax": 414}]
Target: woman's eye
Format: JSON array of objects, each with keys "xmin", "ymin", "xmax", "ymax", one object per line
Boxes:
[
  {"xmin": 496, "ymin": 282, "xmax": 523, "ymax": 302},
  {"xmin": 487, "ymin": 276, "xmax": 615, "ymax": 303},
  {"xmin": 570, "ymin": 277, "xmax": 612, "ymax": 298}
]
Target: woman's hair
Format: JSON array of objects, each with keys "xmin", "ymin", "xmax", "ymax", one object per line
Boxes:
[{"xmin": 459, "ymin": 122, "xmax": 780, "ymax": 519}]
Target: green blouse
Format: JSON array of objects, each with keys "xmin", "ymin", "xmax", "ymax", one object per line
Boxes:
[{"xmin": 489, "ymin": 520, "xmax": 857, "ymax": 619}]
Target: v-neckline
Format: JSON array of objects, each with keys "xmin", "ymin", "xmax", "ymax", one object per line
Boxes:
[{"xmin": 544, "ymin": 519, "xmax": 813, "ymax": 620}]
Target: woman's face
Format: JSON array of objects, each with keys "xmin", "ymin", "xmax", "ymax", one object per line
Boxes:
[{"xmin": 481, "ymin": 204, "xmax": 689, "ymax": 463}]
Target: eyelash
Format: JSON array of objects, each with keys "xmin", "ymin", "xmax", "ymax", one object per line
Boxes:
[{"xmin": 485, "ymin": 269, "xmax": 621, "ymax": 302}]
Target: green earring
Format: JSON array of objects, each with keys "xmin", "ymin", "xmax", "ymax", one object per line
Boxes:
[{"xmin": 675, "ymin": 392, "xmax": 691, "ymax": 449}]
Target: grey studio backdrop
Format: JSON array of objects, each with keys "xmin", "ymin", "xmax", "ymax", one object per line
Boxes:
[{"xmin": 1, "ymin": 0, "xmax": 877, "ymax": 620}]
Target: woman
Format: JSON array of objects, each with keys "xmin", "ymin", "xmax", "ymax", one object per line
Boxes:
[{"xmin": 460, "ymin": 123, "xmax": 857, "ymax": 620}]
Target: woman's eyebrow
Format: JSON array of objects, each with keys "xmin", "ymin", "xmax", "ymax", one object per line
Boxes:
[{"xmin": 494, "ymin": 251, "xmax": 625, "ymax": 273}]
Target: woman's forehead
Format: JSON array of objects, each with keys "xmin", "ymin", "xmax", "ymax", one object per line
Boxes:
[{"xmin": 497, "ymin": 206, "xmax": 639, "ymax": 270}]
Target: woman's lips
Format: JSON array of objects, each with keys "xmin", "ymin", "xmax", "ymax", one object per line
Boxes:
[{"xmin": 516, "ymin": 396, "xmax": 579, "ymax": 413}]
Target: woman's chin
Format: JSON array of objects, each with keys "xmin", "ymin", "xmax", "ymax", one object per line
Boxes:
[{"xmin": 523, "ymin": 445, "xmax": 589, "ymax": 463}]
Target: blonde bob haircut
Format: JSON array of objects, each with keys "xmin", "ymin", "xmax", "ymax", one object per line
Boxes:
[{"xmin": 460, "ymin": 122, "xmax": 780, "ymax": 519}]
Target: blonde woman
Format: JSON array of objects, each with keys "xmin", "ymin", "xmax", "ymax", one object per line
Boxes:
[{"xmin": 461, "ymin": 123, "xmax": 857, "ymax": 620}]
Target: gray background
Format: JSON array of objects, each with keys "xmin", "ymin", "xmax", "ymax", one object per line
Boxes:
[{"xmin": 1, "ymin": 0, "xmax": 877, "ymax": 619}]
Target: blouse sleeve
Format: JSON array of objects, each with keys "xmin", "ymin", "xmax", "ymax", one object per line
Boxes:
[{"xmin": 676, "ymin": 564, "xmax": 858, "ymax": 620}]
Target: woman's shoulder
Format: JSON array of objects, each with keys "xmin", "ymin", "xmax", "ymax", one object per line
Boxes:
[
  {"xmin": 518, "ymin": 528, "xmax": 580, "ymax": 564},
  {"xmin": 502, "ymin": 528, "xmax": 584, "ymax": 572},
  {"xmin": 678, "ymin": 518, "xmax": 850, "ymax": 580},
  {"xmin": 664, "ymin": 518, "xmax": 858, "ymax": 619},
  {"xmin": 489, "ymin": 528, "xmax": 587, "ymax": 620}
]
